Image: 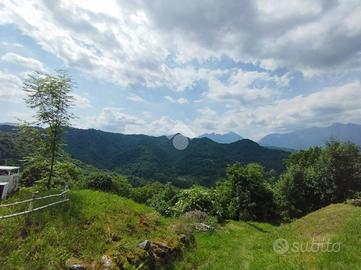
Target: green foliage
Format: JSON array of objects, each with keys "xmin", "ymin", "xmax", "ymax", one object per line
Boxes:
[
  {"xmin": 24, "ymin": 70, "xmax": 74, "ymax": 189},
  {"xmin": 0, "ymin": 190, "xmax": 189, "ymax": 270},
  {"xmin": 61, "ymin": 127, "xmax": 289, "ymax": 187},
  {"xmin": 147, "ymin": 183, "xmax": 178, "ymax": 215},
  {"xmin": 21, "ymin": 159, "xmax": 84, "ymax": 189},
  {"xmin": 86, "ymin": 173, "xmax": 114, "ymax": 192},
  {"xmin": 275, "ymin": 140, "xmax": 361, "ymax": 220},
  {"xmin": 214, "ymin": 163, "xmax": 275, "ymax": 221},
  {"xmin": 21, "ymin": 159, "xmax": 48, "ymax": 187},
  {"xmin": 171, "ymin": 186, "xmax": 215, "ymax": 215}
]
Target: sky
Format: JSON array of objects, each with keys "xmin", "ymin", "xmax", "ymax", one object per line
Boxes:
[{"xmin": 0, "ymin": 0, "xmax": 361, "ymax": 140}]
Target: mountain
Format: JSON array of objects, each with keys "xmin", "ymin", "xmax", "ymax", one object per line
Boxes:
[
  {"xmin": 0, "ymin": 125, "xmax": 289, "ymax": 187},
  {"xmin": 259, "ymin": 123, "xmax": 361, "ymax": 150},
  {"xmin": 62, "ymin": 128, "xmax": 288, "ymax": 186},
  {"xmin": 198, "ymin": 132, "xmax": 243, "ymax": 144}
]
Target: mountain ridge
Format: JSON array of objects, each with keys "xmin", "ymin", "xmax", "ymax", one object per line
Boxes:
[
  {"xmin": 258, "ymin": 123, "xmax": 361, "ymax": 150},
  {"xmin": 0, "ymin": 125, "xmax": 289, "ymax": 187},
  {"xmin": 198, "ymin": 131, "xmax": 243, "ymax": 144}
]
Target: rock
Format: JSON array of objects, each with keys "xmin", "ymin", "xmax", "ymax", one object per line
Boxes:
[
  {"xmin": 193, "ymin": 223, "xmax": 213, "ymax": 232},
  {"xmin": 65, "ymin": 258, "xmax": 86, "ymax": 270},
  {"xmin": 150, "ymin": 241, "xmax": 172, "ymax": 258},
  {"xmin": 179, "ymin": 233, "xmax": 195, "ymax": 247},
  {"xmin": 138, "ymin": 240, "xmax": 151, "ymax": 250},
  {"xmin": 102, "ymin": 255, "xmax": 112, "ymax": 268},
  {"xmin": 350, "ymin": 199, "xmax": 361, "ymax": 207}
]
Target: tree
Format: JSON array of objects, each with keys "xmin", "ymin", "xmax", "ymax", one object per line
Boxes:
[
  {"xmin": 215, "ymin": 163, "xmax": 275, "ymax": 221},
  {"xmin": 24, "ymin": 71, "xmax": 74, "ymax": 189},
  {"xmin": 275, "ymin": 140, "xmax": 361, "ymax": 220},
  {"xmin": 171, "ymin": 186, "xmax": 215, "ymax": 215}
]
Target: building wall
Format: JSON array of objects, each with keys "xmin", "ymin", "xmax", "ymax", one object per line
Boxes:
[{"xmin": 0, "ymin": 175, "xmax": 18, "ymax": 199}]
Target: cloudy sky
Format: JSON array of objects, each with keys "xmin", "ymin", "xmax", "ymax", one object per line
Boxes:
[{"xmin": 0, "ymin": 0, "xmax": 361, "ymax": 140}]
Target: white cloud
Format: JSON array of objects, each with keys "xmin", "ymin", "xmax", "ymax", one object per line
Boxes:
[
  {"xmin": 81, "ymin": 107, "xmax": 196, "ymax": 137},
  {"xmin": 165, "ymin": 96, "xmax": 189, "ymax": 104},
  {"xmin": 0, "ymin": 41, "xmax": 24, "ymax": 48},
  {"xmin": 194, "ymin": 81, "xmax": 361, "ymax": 139},
  {"xmin": 1, "ymin": 52, "xmax": 46, "ymax": 72},
  {"xmin": 2, "ymin": 0, "xmax": 357, "ymax": 89},
  {"xmin": 73, "ymin": 81, "xmax": 361, "ymax": 140},
  {"xmin": 0, "ymin": 70, "xmax": 23, "ymax": 102},
  {"xmin": 71, "ymin": 93, "xmax": 91, "ymax": 108},
  {"xmin": 1, "ymin": 0, "xmax": 361, "ymax": 139},
  {"xmin": 205, "ymin": 70, "xmax": 288, "ymax": 105},
  {"xmin": 127, "ymin": 94, "xmax": 145, "ymax": 103}
]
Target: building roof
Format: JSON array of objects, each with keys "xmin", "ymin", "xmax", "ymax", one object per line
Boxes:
[{"xmin": 0, "ymin": 166, "xmax": 20, "ymax": 170}]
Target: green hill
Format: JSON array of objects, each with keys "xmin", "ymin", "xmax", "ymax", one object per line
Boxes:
[
  {"xmin": 0, "ymin": 189, "xmax": 193, "ymax": 270},
  {"xmin": 1, "ymin": 191, "xmax": 361, "ymax": 270},
  {"xmin": 176, "ymin": 203, "xmax": 361, "ymax": 270},
  {"xmin": 61, "ymin": 127, "xmax": 289, "ymax": 186},
  {"xmin": 0, "ymin": 125, "xmax": 289, "ymax": 186}
]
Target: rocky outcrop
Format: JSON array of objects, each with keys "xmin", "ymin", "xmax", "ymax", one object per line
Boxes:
[{"xmin": 193, "ymin": 223, "xmax": 214, "ymax": 232}]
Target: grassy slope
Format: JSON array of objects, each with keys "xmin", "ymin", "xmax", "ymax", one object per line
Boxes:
[
  {"xmin": 0, "ymin": 189, "xmax": 186, "ymax": 270},
  {"xmin": 176, "ymin": 204, "xmax": 361, "ymax": 270}
]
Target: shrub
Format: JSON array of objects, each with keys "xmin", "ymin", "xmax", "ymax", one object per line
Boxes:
[
  {"xmin": 275, "ymin": 140, "xmax": 361, "ymax": 220},
  {"xmin": 86, "ymin": 173, "xmax": 114, "ymax": 192},
  {"xmin": 171, "ymin": 186, "xmax": 215, "ymax": 215},
  {"xmin": 214, "ymin": 163, "xmax": 276, "ymax": 221}
]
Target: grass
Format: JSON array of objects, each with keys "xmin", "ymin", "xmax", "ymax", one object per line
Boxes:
[
  {"xmin": 0, "ymin": 189, "xmax": 188, "ymax": 270},
  {"xmin": 2, "ymin": 190, "xmax": 361, "ymax": 270},
  {"xmin": 175, "ymin": 203, "xmax": 361, "ymax": 270}
]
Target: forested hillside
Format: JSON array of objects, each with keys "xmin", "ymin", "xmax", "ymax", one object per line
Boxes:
[
  {"xmin": 0, "ymin": 125, "xmax": 289, "ymax": 187},
  {"xmin": 61, "ymin": 127, "xmax": 289, "ymax": 186}
]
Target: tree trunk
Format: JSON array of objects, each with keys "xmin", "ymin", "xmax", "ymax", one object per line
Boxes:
[{"xmin": 47, "ymin": 131, "xmax": 57, "ymax": 190}]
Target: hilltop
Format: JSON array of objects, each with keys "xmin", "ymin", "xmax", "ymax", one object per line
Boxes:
[
  {"xmin": 0, "ymin": 189, "xmax": 193, "ymax": 269},
  {"xmin": 177, "ymin": 203, "xmax": 361, "ymax": 269}
]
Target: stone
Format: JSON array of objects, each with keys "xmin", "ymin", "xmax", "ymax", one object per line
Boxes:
[
  {"xmin": 193, "ymin": 223, "xmax": 213, "ymax": 232},
  {"xmin": 350, "ymin": 199, "xmax": 361, "ymax": 207},
  {"xmin": 150, "ymin": 241, "xmax": 172, "ymax": 258},
  {"xmin": 102, "ymin": 255, "xmax": 112, "ymax": 268},
  {"xmin": 138, "ymin": 240, "xmax": 151, "ymax": 250},
  {"xmin": 65, "ymin": 258, "xmax": 86, "ymax": 270}
]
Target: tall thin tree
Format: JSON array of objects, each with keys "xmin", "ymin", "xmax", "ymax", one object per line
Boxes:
[{"xmin": 24, "ymin": 70, "xmax": 74, "ymax": 189}]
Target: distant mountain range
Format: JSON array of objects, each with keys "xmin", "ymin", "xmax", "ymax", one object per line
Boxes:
[
  {"xmin": 258, "ymin": 123, "xmax": 361, "ymax": 150},
  {"xmin": 0, "ymin": 125, "xmax": 288, "ymax": 187},
  {"xmin": 62, "ymin": 128, "xmax": 288, "ymax": 186},
  {"xmin": 198, "ymin": 132, "xmax": 243, "ymax": 144}
]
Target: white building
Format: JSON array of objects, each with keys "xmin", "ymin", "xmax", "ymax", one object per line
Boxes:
[{"xmin": 0, "ymin": 166, "xmax": 20, "ymax": 200}]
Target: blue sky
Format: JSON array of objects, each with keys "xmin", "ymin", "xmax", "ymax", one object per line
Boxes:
[{"xmin": 0, "ymin": 0, "xmax": 361, "ymax": 140}]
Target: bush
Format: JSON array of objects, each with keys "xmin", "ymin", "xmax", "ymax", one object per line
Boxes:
[
  {"xmin": 275, "ymin": 140, "xmax": 361, "ymax": 220},
  {"xmin": 21, "ymin": 160, "xmax": 48, "ymax": 187},
  {"xmin": 86, "ymin": 173, "xmax": 114, "ymax": 192},
  {"xmin": 147, "ymin": 183, "xmax": 178, "ymax": 216},
  {"xmin": 112, "ymin": 175, "xmax": 132, "ymax": 197},
  {"xmin": 214, "ymin": 163, "xmax": 276, "ymax": 221},
  {"xmin": 171, "ymin": 186, "xmax": 215, "ymax": 215}
]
